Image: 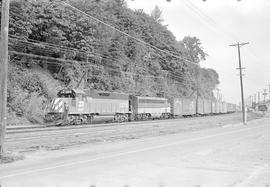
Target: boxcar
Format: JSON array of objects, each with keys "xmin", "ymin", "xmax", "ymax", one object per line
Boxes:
[
  {"xmin": 203, "ymin": 99, "xmax": 212, "ymax": 115},
  {"xmin": 130, "ymin": 96, "xmax": 171, "ymax": 120},
  {"xmin": 220, "ymin": 102, "xmax": 228, "ymax": 114},
  {"xmin": 197, "ymin": 98, "xmax": 212, "ymax": 115},
  {"xmin": 217, "ymin": 101, "xmax": 223, "ymax": 114},
  {"xmin": 171, "ymin": 97, "xmax": 196, "ymax": 117},
  {"xmin": 228, "ymin": 103, "xmax": 237, "ymax": 113},
  {"xmin": 211, "ymin": 101, "xmax": 219, "ymax": 114}
]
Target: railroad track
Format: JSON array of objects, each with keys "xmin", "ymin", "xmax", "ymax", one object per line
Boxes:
[
  {"xmin": 5, "ymin": 113, "xmax": 242, "ymax": 143},
  {"xmin": 6, "ymin": 115, "xmax": 211, "ymax": 134},
  {"xmin": 6, "ymin": 112, "xmax": 262, "ymax": 153},
  {"xmin": 5, "ymin": 116, "xmax": 224, "ymax": 152}
]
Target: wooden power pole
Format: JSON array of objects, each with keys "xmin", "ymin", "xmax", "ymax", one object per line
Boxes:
[
  {"xmin": 230, "ymin": 42, "xmax": 249, "ymax": 125},
  {"xmin": 0, "ymin": 0, "xmax": 10, "ymax": 156},
  {"xmin": 263, "ymin": 89, "xmax": 268, "ymax": 104},
  {"xmin": 258, "ymin": 91, "xmax": 260, "ymax": 104},
  {"xmin": 268, "ymin": 84, "xmax": 270, "ymax": 101}
]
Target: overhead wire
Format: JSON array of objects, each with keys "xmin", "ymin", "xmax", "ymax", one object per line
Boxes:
[
  {"xmin": 184, "ymin": 0, "xmax": 265, "ymax": 75},
  {"xmin": 9, "ymin": 35, "xmax": 186, "ymax": 81},
  {"xmin": 9, "ymin": 50, "xmax": 186, "ymax": 84},
  {"xmin": 9, "ymin": 0, "xmax": 191, "ymax": 89},
  {"xmin": 61, "ymin": 1, "xmax": 199, "ymax": 67}
]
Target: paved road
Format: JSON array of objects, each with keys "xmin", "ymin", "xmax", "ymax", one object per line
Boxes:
[{"xmin": 1, "ymin": 118, "xmax": 270, "ymax": 187}]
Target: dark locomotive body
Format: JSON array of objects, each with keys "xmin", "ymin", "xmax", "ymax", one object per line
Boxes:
[
  {"xmin": 45, "ymin": 88, "xmax": 237, "ymax": 125},
  {"xmin": 45, "ymin": 89, "xmax": 131, "ymax": 125}
]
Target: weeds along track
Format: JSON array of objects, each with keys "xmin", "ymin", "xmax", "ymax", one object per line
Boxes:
[
  {"xmin": 6, "ymin": 115, "xmax": 214, "ymax": 134},
  {"xmin": 6, "ymin": 113, "xmax": 244, "ymax": 143},
  {"xmin": 6, "ymin": 113, "xmax": 243, "ymax": 135},
  {"xmin": 6, "ymin": 112, "xmax": 265, "ymax": 152},
  {"xmin": 5, "ymin": 118, "xmax": 219, "ymax": 152},
  {"xmin": 6, "ymin": 116, "xmax": 208, "ymax": 139}
]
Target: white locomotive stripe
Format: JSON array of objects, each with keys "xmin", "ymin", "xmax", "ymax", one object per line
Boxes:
[
  {"xmin": 55, "ymin": 105, "xmax": 63, "ymax": 112},
  {"xmin": 52, "ymin": 99, "xmax": 62, "ymax": 109},
  {"xmin": 53, "ymin": 102, "xmax": 63, "ymax": 111}
]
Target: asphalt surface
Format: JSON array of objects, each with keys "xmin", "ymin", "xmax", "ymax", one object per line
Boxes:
[{"xmin": 0, "ymin": 117, "xmax": 270, "ymax": 187}]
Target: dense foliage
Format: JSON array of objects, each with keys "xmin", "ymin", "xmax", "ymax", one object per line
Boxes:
[{"xmin": 3, "ymin": 0, "xmax": 219, "ymax": 124}]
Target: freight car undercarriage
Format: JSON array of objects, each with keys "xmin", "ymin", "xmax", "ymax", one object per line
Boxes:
[
  {"xmin": 45, "ymin": 112, "xmax": 173, "ymax": 126},
  {"xmin": 45, "ymin": 111, "xmax": 234, "ymax": 126},
  {"xmin": 45, "ymin": 112, "xmax": 131, "ymax": 126}
]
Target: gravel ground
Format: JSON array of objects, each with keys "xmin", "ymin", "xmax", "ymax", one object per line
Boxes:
[
  {"xmin": 1, "ymin": 114, "xmax": 270, "ymax": 186},
  {"xmin": 3, "ymin": 111, "xmax": 265, "ymax": 158}
]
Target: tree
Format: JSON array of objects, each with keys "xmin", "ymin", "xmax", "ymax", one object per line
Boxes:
[
  {"xmin": 180, "ymin": 36, "xmax": 207, "ymax": 64},
  {"xmin": 150, "ymin": 5, "xmax": 164, "ymax": 23},
  {"xmin": 6, "ymin": 0, "xmax": 220, "ymax": 125}
]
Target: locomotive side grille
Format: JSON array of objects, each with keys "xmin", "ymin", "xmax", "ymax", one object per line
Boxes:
[{"xmin": 77, "ymin": 101, "xmax": 85, "ymax": 112}]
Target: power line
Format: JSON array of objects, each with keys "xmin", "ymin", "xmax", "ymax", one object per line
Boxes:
[
  {"xmin": 9, "ymin": 50, "xmax": 186, "ymax": 83},
  {"xmin": 184, "ymin": 0, "xmax": 266, "ymax": 67},
  {"xmin": 9, "ymin": 36, "xmax": 187, "ymax": 81},
  {"xmin": 8, "ymin": 0, "xmax": 196, "ymax": 90},
  {"xmin": 61, "ymin": 1, "xmax": 199, "ymax": 67},
  {"xmin": 183, "ymin": 0, "xmax": 266, "ymax": 96},
  {"xmin": 9, "ymin": 35, "xmax": 98, "ymax": 56}
]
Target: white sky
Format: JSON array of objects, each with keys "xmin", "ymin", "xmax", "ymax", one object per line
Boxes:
[{"xmin": 127, "ymin": 0, "xmax": 270, "ymax": 104}]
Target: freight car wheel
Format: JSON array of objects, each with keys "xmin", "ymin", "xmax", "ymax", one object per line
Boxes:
[
  {"xmin": 87, "ymin": 115, "xmax": 93, "ymax": 124},
  {"xmin": 142, "ymin": 114, "xmax": 148, "ymax": 120},
  {"xmin": 114, "ymin": 114, "xmax": 121, "ymax": 123},
  {"xmin": 120, "ymin": 115, "xmax": 126, "ymax": 122}
]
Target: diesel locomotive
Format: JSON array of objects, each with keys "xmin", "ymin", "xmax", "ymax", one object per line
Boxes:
[{"xmin": 44, "ymin": 88, "xmax": 237, "ymax": 125}]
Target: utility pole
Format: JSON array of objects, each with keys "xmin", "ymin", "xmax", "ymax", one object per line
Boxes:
[
  {"xmin": 268, "ymin": 84, "xmax": 270, "ymax": 101},
  {"xmin": 0, "ymin": 0, "xmax": 10, "ymax": 157},
  {"xmin": 263, "ymin": 89, "xmax": 267, "ymax": 104},
  {"xmin": 258, "ymin": 91, "xmax": 260, "ymax": 104},
  {"xmin": 215, "ymin": 88, "xmax": 220, "ymax": 101},
  {"xmin": 195, "ymin": 66, "xmax": 200, "ymax": 115},
  {"xmin": 230, "ymin": 42, "xmax": 249, "ymax": 125}
]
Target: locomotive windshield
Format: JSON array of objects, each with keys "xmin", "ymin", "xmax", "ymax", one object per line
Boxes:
[{"xmin": 57, "ymin": 89, "xmax": 75, "ymax": 98}]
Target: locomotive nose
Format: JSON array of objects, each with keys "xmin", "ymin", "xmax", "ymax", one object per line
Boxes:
[{"xmin": 50, "ymin": 98, "xmax": 64, "ymax": 113}]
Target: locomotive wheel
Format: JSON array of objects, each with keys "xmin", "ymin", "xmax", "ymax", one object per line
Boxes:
[
  {"xmin": 142, "ymin": 114, "xmax": 148, "ymax": 120},
  {"xmin": 125, "ymin": 114, "xmax": 129, "ymax": 122},
  {"xmin": 87, "ymin": 115, "xmax": 93, "ymax": 124},
  {"xmin": 120, "ymin": 115, "xmax": 125, "ymax": 122},
  {"xmin": 114, "ymin": 114, "xmax": 121, "ymax": 123}
]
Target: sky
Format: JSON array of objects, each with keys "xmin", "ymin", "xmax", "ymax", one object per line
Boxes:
[{"xmin": 127, "ymin": 0, "xmax": 270, "ymax": 104}]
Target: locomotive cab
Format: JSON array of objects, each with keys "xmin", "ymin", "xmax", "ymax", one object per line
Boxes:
[
  {"xmin": 57, "ymin": 89, "xmax": 76, "ymax": 98},
  {"xmin": 44, "ymin": 89, "xmax": 86, "ymax": 124}
]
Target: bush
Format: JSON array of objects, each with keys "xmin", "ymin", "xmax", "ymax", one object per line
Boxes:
[
  {"xmin": 25, "ymin": 93, "xmax": 47, "ymax": 124},
  {"xmin": 7, "ymin": 63, "xmax": 49, "ymax": 125}
]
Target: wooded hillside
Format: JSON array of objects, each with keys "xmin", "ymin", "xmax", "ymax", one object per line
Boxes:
[{"xmin": 3, "ymin": 0, "xmax": 219, "ymax": 124}]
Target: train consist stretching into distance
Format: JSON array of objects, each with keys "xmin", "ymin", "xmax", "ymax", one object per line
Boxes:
[{"xmin": 44, "ymin": 88, "xmax": 238, "ymax": 125}]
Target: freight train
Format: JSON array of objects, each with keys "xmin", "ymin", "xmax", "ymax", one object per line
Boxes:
[{"xmin": 44, "ymin": 88, "xmax": 237, "ymax": 125}]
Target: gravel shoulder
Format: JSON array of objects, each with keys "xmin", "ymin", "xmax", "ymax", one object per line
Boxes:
[
  {"xmin": 2, "ymin": 111, "xmax": 266, "ymax": 163},
  {"xmin": 0, "ymin": 114, "xmax": 270, "ymax": 187}
]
